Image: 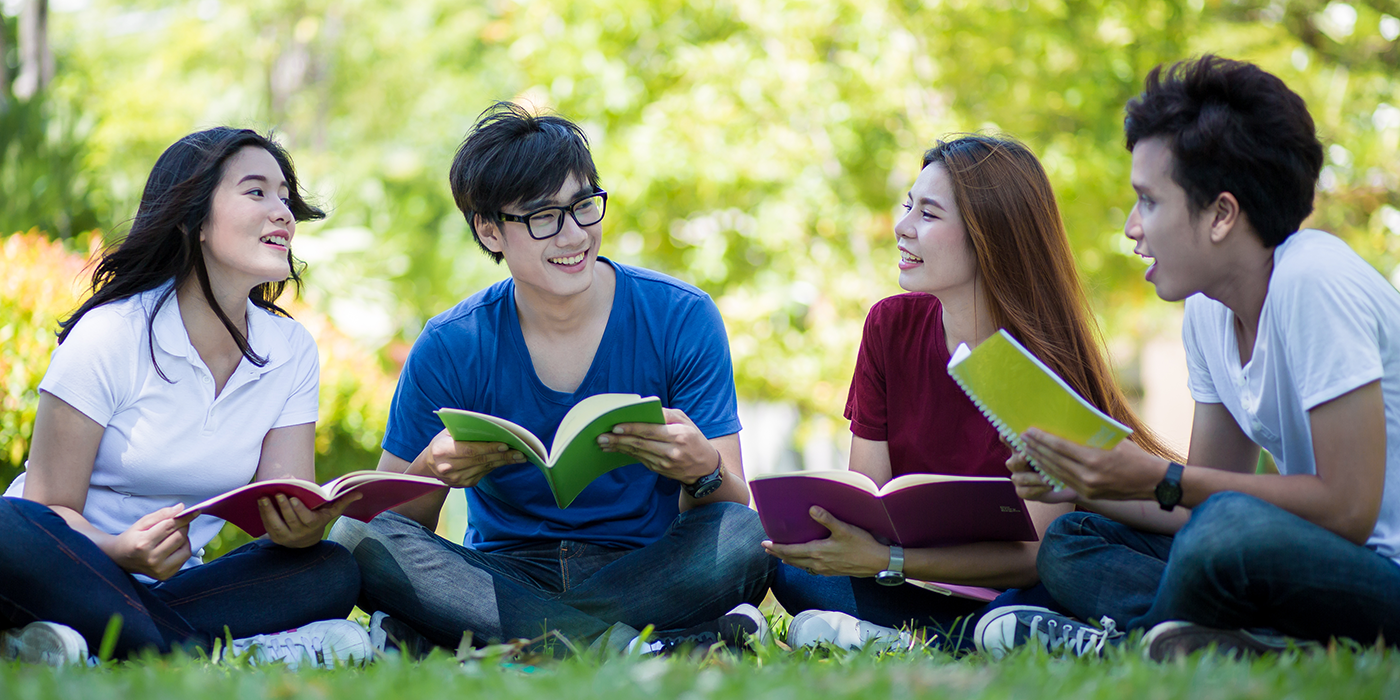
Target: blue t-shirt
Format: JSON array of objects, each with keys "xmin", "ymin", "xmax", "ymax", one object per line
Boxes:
[{"xmin": 383, "ymin": 259, "xmax": 741, "ymax": 551}]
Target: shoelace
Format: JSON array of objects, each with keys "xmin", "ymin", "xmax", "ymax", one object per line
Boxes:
[
  {"xmin": 235, "ymin": 633, "xmax": 326, "ymax": 665},
  {"xmin": 1027, "ymin": 615, "xmax": 1118, "ymax": 656}
]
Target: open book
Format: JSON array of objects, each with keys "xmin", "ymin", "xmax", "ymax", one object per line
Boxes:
[
  {"xmin": 436, "ymin": 393, "xmax": 665, "ymax": 508},
  {"xmin": 947, "ymin": 329, "xmax": 1132, "ymax": 487},
  {"xmin": 752, "ymin": 471, "xmax": 1027, "ymax": 604},
  {"xmin": 179, "ymin": 471, "xmax": 446, "ymax": 537},
  {"xmin": 750, "ymin": 470, "xmax": 1037, "ymax": 548}
]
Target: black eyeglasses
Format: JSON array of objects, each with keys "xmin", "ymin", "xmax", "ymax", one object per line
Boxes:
[{"xmin": 496, "ymin": 190, "xmax": 608, "ymax": 240}]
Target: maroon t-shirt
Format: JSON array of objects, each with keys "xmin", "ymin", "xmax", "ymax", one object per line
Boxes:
[{"xmin": 844, "ymin": 293, "xmax": 1012, "ymax": 478}]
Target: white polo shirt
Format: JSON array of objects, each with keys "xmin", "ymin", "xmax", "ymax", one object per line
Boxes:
[
  {"xmin": 1182, "ymin": 229, "xmax": 1400, "ymax": 565},
  {"xmin": 6, "ymin": 281, "xmax": 319, "ymax": 567}
]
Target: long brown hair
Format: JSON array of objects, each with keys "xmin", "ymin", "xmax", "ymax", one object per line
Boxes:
[{"xmin": 925, "ymin": 134, "xmax": 1181, "ymax": 461}]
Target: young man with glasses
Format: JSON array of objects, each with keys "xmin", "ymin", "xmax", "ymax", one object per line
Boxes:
[{"xmin": 330, "ymin": 102, "xmax": 774, "ymax": 656}]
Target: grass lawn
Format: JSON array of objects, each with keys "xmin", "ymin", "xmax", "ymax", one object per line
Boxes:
[{"xmin": 2, "ymin": 632, "xmax": 1396, "ymax": 700}]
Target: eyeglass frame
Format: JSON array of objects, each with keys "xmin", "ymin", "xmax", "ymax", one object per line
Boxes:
[{"xmin": 495, "ymin": 190, "xmax": 609, "ymax": 240}]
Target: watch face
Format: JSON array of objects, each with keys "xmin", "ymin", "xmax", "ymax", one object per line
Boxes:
[
  {"xmin": 688, "ymin": 478, "xmax": 721, "ymax": 499},
  {"xmin": 1155, "ymin": 481, "xmax": 1182, "ymax": 507},
  {"xmin": 875, "ymin": 570, "xmax": 906, "ymax": 586}
]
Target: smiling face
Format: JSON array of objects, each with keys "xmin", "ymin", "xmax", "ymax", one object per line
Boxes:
[
  {"xmin": 1125, "ymin": 137, "xmax": 1218, "ymax": 302},
  {"xmin": 479, "ymin": 172, "xmax": 603, "ymax": 301},
  {"xmin": 894, "ymin": 163, "xmax": 978, "ymax": 297},
  {"xmin": 199, "ymin": 146, "xmax": 296, "ymax": 294}
]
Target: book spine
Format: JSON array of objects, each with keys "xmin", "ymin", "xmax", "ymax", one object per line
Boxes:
[{"xmin": 948, "ymin": 372, "xmax": 1065, "ymax": 490}]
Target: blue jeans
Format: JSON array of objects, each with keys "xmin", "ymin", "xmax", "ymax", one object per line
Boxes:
[
  {"xmin": 773, "ymin": 563, "xmax": 1065, "ymax": 651},
  {"xmin": 1038, "ymin": 492, "xmax": 1400, "ymax": 644},
  {"xmin": 0, "ymin": 497, "xmax": 361, "ymax": 658},
  {"xmin": 329, "ymin": 501, "xmax": 776, "ymax": 651}
]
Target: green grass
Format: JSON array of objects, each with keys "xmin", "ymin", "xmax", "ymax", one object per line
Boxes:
[{"xmin": 2, "ymin": 633, "xmax": 1397, "ymax": 700}]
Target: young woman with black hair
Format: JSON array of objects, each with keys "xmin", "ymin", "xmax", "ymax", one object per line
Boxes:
[{"xmin": 0, "ymin": 128, "xmax": 368, "ymax": 666}]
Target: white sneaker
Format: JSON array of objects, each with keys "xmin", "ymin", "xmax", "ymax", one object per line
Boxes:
[
  {"xmin": 0, "ymin": 621, "xmax": 89, "ymax": 666},
  {"xmin": 230, "ymin": 619, "xmax": 372, "ymax": 669},
  {"xmin": 785, "ymin": 610, "xmax": 914, "ymax": 652}
]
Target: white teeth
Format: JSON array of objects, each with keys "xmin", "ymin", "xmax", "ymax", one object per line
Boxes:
[
  {"xmin": 549, "ymin": 252, "xmax": 585, "ymax": 265},
  {"xmin": 900, "ymin": 249, "xmax": 924, "ymax": 263},
  {"xmin": 261, "ymin": 235, "xmax": 289, "ymax": 247}
]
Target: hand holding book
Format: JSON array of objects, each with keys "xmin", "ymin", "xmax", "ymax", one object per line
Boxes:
[
  {"xmin": 255, "ymin": 490, "xmax": 363, "ymax": 549},
  {"xmin": 419, "ymin": 434, "xmax": 527, "ymax": 489},
  {"xmin": 1018, "ymin": 427, "xmax": 1169, "ymax": 503},
  {"xmin": 762, "ymin": 505, "xmax": 896, "ymax": 578}
]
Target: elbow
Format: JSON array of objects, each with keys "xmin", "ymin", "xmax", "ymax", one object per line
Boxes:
[{"xmin": 1331, "ymin": 502, "xmax": 1381, "ymax": 547}]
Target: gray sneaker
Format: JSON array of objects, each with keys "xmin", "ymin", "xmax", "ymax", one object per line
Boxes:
[
  {"xmin": 974, "ymin": 605, "xmax": 1122, "ymax": 659},
  {"xmin": 0, "ymin": 621, "xmax": 89, "ymax": 666},
  {"xmin": 785, "ymin": 610, "xmax": 914, "ymax": 652},
  {"xmin": 1143, "ymin": 621, "xmax": 1318, "ymax": 661},
  {"xmin": 369, "ymin": 611, "xmax": 439, "ymax": 659}
]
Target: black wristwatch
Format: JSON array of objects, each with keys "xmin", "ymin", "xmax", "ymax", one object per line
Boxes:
[
  {"xmin": 875, "ymin": 545, "xmax": 905, "ymax": 586},
  {"xmin": 1155, "ymin": 461, "xmax": 1185, "ymax": 511},
  {"xmin": 683, "ymin": 453, "xmax": 725, "ymax": 498}
]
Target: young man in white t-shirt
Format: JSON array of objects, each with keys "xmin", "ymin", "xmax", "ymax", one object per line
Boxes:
[{"xmin": 973, "ymin": 55, "xmax": 1400, "ymax": 660}]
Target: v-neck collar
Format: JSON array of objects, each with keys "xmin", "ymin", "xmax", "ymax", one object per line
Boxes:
[{"xmin": 506, "ymin": 257, "xmax": 626, "ymax": 405}]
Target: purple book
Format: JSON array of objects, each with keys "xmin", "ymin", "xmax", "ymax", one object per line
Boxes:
[{"xmin": 750, "ymin": 471, "xmax": 1038, "ymax": 548}]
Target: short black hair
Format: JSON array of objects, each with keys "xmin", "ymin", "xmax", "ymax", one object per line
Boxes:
[
  {"xmin": 449, "ymin": 102, "xmax": 600, "ymax": 263},
  {"xmin": 1124, "ymin": 55, "xmax": 1324, "ymax": 247}
]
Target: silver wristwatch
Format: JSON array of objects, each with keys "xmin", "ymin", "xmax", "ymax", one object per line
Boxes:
[{"xmin": 875, "ymin": 544, "xmax": 905, "ymax": 586}]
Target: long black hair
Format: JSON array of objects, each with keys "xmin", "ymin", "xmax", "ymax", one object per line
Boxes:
[{"xmin": 58, "ymin": 127, "xmax": 324, "ymax": 379}]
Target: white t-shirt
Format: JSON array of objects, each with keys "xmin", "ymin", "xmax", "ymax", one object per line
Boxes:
[
  {"xmin": 5, "ymin": 282, "xmax": 320, "ymax": 568},
  {"xmin": 1182, "ymin": 229, "xmax": 1400, "ymax": 565}
]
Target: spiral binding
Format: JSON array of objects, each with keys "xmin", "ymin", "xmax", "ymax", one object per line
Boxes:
[{"xmin": 950, "ymin": 374, "xmax": 1065, "ymax": 491}]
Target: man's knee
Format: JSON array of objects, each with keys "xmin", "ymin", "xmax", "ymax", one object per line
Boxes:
[
  {"xmin": 1037, "ymin": 511, "xmax": 1104, "ymax": 570},
  {"xmin": 679, "ymin": 502, "xmax": 775, "ymax": 587},
  {"xmin": 328, "ymin": 515, "xmax": 371, "ymax": 553},
  {"xmin": 1170, "ymin": 491, "xmax": 1282, "ymax": 579}
]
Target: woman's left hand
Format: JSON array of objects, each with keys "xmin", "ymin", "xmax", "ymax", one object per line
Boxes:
[
  {"xmin": 762, "ymin": 507, "xmax": 891, "ymax": 577},
  {"xmin": 257, "ymin": 492, "xmax": 362, "ymax": 549}
]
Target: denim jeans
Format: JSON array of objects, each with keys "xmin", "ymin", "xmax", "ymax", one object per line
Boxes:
[
  {"xmin": 773, "ymin": 562, "xmax": 1065, "ymax": 651},
  {"xmin": 1038, "ymin": 492, "xmax": 1400, "ymax": 644},
  {"xmin": 0, "ymin": 497, "xmax": 361, "ymax": 658},
  {"xmin": 329, "ymin": 501, "xmax": 776, "ymax": 652}
]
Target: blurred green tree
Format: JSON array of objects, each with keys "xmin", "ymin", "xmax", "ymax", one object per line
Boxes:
[{"xmin": 6, "ymin": 0, "xmax": 1400, "ymax": 430}]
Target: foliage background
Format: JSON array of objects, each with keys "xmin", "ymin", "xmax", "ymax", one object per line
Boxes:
[{"xmin": 2, "ymin": 0, "xmax": 1400, "ymax": 552}]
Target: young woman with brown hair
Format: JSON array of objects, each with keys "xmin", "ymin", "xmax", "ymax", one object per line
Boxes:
[{"xmin": 764, "ymin": 134, "xmax": 1179, "ymax": 651}]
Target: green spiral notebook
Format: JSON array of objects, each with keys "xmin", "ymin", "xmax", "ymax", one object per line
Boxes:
[{"xmin": 947, "ymin": 329, "xmax": 1132, "ymax": 488}]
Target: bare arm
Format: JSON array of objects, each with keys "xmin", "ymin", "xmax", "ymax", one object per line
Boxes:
[
  {"xmin": 247, "ymin": 423, "xmax": 360, "ymax": 548},
  {"xmin": 1022, "ymin": 384, "xmax": 1387, "ymax": 544},
  {"xmin": 602, "ymin": 408, "xmax": 750, "ymax": 510},
  {"xmin": 24, "ymin": 392, "xmax": 191, "ymax": 579}
]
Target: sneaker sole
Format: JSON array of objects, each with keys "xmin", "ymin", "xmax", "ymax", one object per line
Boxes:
[{"xmin": 1143, "ymin": 622, "xmax": 1307, "ymax": 661}]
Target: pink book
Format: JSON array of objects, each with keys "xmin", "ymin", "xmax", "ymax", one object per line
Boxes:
[
  {"xmin": 178, "ymin": 471, "xmax": 446, "ymax": 537},
  {"xmin": 750, "ymin": 470, "xmax": 1038, "ymax": 549}
]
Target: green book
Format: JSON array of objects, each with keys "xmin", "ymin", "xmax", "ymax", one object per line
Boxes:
[
  {"xmin": 947, "ymin": 329, "xmax": 1132, "ymax": 487},
  {"xmin": 435, "ymin": 393, "xmax": 665, "ymax": 508}
]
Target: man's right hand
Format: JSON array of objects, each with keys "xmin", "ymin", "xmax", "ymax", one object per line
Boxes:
[
  {"xmin": 108, "ymin": 504, "xmax": 193, "ymax": 580},
  {"xmin": 420, "ymin": 428, "xmax": 526, "ymax": 488}
]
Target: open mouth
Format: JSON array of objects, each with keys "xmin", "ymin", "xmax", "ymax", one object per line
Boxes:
[
  {"xmin": 549, "ymin": 251, "xmax": 587, "ymax": 266},
  {"xmin": 899, "ymin": 249, "xmax": 924, "ymax": 264},
  {"xmin": 260, "ymin": 234, "xmax": 290, "ymax": 249}
]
